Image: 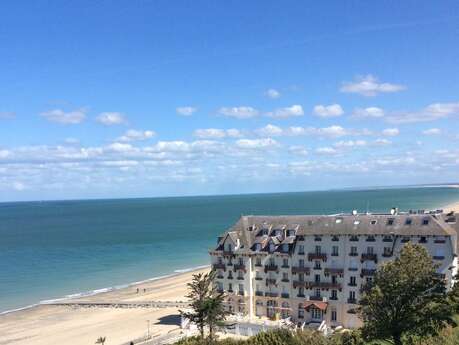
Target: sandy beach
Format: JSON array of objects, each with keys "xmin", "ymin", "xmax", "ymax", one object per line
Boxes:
[{"xmin": 0, "ymin": 267, "xmax": 210, "ymax": 345}]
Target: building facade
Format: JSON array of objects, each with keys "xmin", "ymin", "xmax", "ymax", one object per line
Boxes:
[{"xmin": 209, "ymin": 210, "xmax": 458, "ymax": 329}]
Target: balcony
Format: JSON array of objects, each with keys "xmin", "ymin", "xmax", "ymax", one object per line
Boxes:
[
  {"xmin": 310, "ymin": 282, "xmax": 342, "ymax": 289},
  {"xmin": 281, "ymin": 278, "xmax": 289, "ymax": 283},
  {"xmin": 348, "ymin": 282, "xmax": 357, "ymax": 287},
  {"xmin": 212, "ymin": 263, "xmax": 226, "ymax": 271},
  {"xmin": 255, "ymin": 291, "xmax": 263, "ymax": 296},
  {"xmin": 265, "ymin": 292, "xmax": 279, "ymax": 298},
  {"xmin": 433, "ymin": 256, "xmax": 445, "ymax": 260},
  {"xmin": 217, "ymin": 289, "xmax": 224, "ymax": 293},
  {"xmin": 254, "ymin": 262, "xmax": 262, "ymax": 267},
  {"xmin": 238, "ymin": 291, "xmax": 244, "ymax": 296},
  {"xmin": 223, "ymin": 250, "xmax": 234, "ymax": 256},
  {"xmin": 297, "ymin": 293, "xmax": 305, "ymax": 298},
  {"xmin": 281, "ymin": 293, "xmax": 290, "ymax": 299},
  {"xmin": 292, "ymin": 266, "xmax": 310, "ymax": 274},
  {"xmin": 217, "ymin": 275, "xmax": 224, "ymax": 279},
  {"xmin": 237, "ymin": 276, "xmax": 244, "ymax": 280},
  {"xmin": 330, "ymin": 296, "xmax": 338, "ymax": 301},
  {"xmin": 347, "ymin": 298, "xmax": 357, "ymax": 304},
  {"xmin": 361, "ymin": 269, "xmax": 376, "ymax": 276},
  {"xmin": 264, "ymin": 265, "xmax": 278, "ymax": 273},
  {"xmin": 234, "ymin": 264, "xmax": 246, "ymax": 272},
  {"xmin": 349, "ymin": 252, "xmax": 358, "ymax": 256},
  {"xmin": 310, "ymin": 295, "xmax": 323, "ymax": 301},
  {"xmin": 434, "ymin": 239, "xmax": 446, "ymax": 244},
  {"xmin": 227, "ymin": 275, "xmax": 233, "ymax": 280},
  {"xmin": 255, "ymin": 276, "xmax": 263, "ymax": 281},
  {"xmin": 293, "ymin": 280, "xmax": 310, "ymax": 288},
  {"xmin": 361, "ymin": 253, "xmax": 378, "ymax": 263},
  {"xmin": 382, "ymin": 252, "xmax": 392, "ymax": 258},
  {"xmin": 281, "ymin": 264, "xmax": 290, "ymax": 269},
  {"xmin": 324, "ymin": 268, "xmax": 344, "ymax": 275},
  {"xmin": 308, "ymin": 253, "xmax": 327, "ymax": 261},
  {"xmin": 348, "ymin": 267, "xmax": 359, "ymax": 271},
  {"xmin": 266, "ymin": 278, "xmax": 277, "ymax": 286}
]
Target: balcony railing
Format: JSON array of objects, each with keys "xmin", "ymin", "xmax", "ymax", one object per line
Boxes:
[
  {"xmin": 281, "ymin": 293, "xmax": 290, "ymax": 298},
  {"xmin": 309, "ymin": 295, "xmax": 323, "ymax": 301},
  {"xmin": 255, "ymin": 291, "xmax": 263, "ymax": 296},
  {"xmin": 223, "ymin": 250, "xmax": 234, "ymax": 256},
  {"xmin": 308, "ymin": 253, "xmax": 327, "ymax": 261},
  {"xmin": 310, "ymin": 282, "xmax": 341, "ymax": 289},
  {"xmin": 330, "ymin": 296, "xmax": 338, "ymax": 301},
  {"xmin": 227, "ymin": 275, "xmax": 233, "ymax": 280},
  {"xmin": 349, "ymin": 252, "xmax": 358, "ymax": 256},
  {"xmin": 264, "ymin": 265, "xmax": 278, "ymax": 273},
  {"xmin": 324, "ymin": 268, "xmax": 344, "ymax": 275},
  {"xmin": 382, "ymin": 252, "xmax": 392, "ymax": 258},
  {"xmin": 433, "ymin": 256, "xmax": 445, "ymax": 260},
  {"xmin": 281, "ymin": 278, "xmax": 289, "ymax": 283},
  {"xmin": 361, "ymin": 253, "xmax": 378, "ymax": 263},
  {"xmin": 297, "ymin": 293, "xmax": 305, "ymax": 298},
  {"xmin": 361, "ymin": 269, "xmax": 376, "ymax": 276},
  {"xmin": 291, "ymin": 266, "xmax": 310, "ymax": 274},
  {"xmin": 234, "ymin": 264, "xmax": 246, "ymax": 272},
  {"xmin": 238, "ymin": 291, "xmax": 244, "ymax": 296},
  {"xmin": 217, "ymin": 275, "xmax": 224, "ymax": 279},
  {"xmin": 237, "ymin": 276, "xmax": 244, "ymax": 280},
  {"xmin": 347, "ymin": 298, "xmax": 357, "ymax": 304},
  {"xmin": 265, "ymin": 292, "xmax": 279, "ymax": 298},
  {"xmin": 266, "ymin": 278, "xmax": 277, "ymax": 286},
  {"xmin": 212, "ymin": 263, "xmax": 226, "ymax": 271},
  {"xmin": 293, "ymin": 280, "xmax": 310, "ymax": 288},
  {"xmin": 255, "ymin": 276, "xmax": 263, "ymax": 281}
]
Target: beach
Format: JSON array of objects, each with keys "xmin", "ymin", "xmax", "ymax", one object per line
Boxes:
[
  {"xmin": 1, "ymin": 193, "xmax": 459, "ymax": 345},
  {"xmin": 0, "ymin": 267, "xmax": 209, "ymax": 345}
]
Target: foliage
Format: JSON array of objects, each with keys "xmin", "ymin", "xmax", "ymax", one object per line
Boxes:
[
  {"xmin": 180, "ymin": 270, "xmax": 229, "ymax": 341},
  {"xmin": 358, "ymin": 243, "xmax": 455, "ymax": 345},
  {"xmin": 95, "ymin": 336, "xmax": 106, "ymax": 345}
]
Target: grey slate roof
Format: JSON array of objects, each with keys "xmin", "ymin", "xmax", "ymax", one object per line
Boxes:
[{"xmin": 215, "ymin": 213, "xmax": 456, "ymax": 252}]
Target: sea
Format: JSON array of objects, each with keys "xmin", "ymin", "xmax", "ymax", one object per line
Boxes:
[{"xmin": 1, "ymin": 186, "xmax": 459, "ymax": 314}]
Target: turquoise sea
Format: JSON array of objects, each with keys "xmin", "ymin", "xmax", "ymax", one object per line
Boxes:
[{"xmin": 1, "ymin": 186, "xmax": 459, "ymax": 313}]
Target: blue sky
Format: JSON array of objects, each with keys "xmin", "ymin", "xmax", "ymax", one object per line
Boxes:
[{"xmin": 1, "ymin": 1, "xmax": 459, "ymax": 201}]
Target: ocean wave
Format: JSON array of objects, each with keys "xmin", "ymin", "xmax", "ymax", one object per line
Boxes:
[{"xmin": 0, "ymin": 264, "xmax": 210, "ymax": 316}]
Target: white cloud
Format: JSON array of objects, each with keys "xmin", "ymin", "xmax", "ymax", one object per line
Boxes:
[
  {"xmin": 106, "ymin": 142, "xmax": 134, "ymax": 153},
  {"xmin": 64, "ymin": 138, "xmax": 80, "ymax": 145},
  {"xmin": 12, "ymin": 182, "xmax": 26, "ymax": 191},
  {"xmin": 255, "ymin": 124, "xmax": 283, "ymax": 137},
  {"xmin": 313, "ymin": 104, "xmax": 344, "ymax": 118},
  {"xmin": 351, "ymin": 107, "xmax": 384, "ymax": 119},
  {"xmin": 374, "ymin": 138, "xmax": 392, "ymax": 146},
  {"xmin": 382, "ymin": 128, "xmax": 399, "ymax": 137},
  {"xmin": 0, "ymin": 149, "xmax": 11, "ymax": 159},
  {"xmin": 218, "ymin": 106, "xmax": 259, "ymax": 119},
  {"xmin": 318, "ymin": 125, "xmax": 348, "ymax": 138},
  {"xmin": 118, "ymin": 129, "xmax": 156, "ymax": 142},
  {"xmin": 235, "ymin": 138, "xmax": 279, "ymax": 149},
  {"xmin": 316, "ymin": 147, "xmax": 338, "ymax": 155},
  {"xmin": 340, "ymin": 75, "xmax": 406, "ymax": 97},
  {"xmin": 333, "ymin": 140, "xmax": 367, "ymax": 148},
  {"xmin": 266, "ymin": 105, "xmax": 304, "ymax": 119},
  {"xmin": 386, "ymin": 102, "xmax": 459, "ymax": 124},
  {"xmin": 40, "ymin": 108, "xmax": 87, "ymax": 124},
  {"xmin": 422, "ymin": 128, "xmax": 441, "ymax": 135},
  {"xmin": 288, "ymin": 145, "xmax": 308, "ymax": 156},
  {"xmin": 96, "ymin": 112, "xmax": 127, "ymax": 126},
  {"xmin": 265, "ymin": 89, "xmax": 281, "ymax": 99},
  {"xmin": 176, "ymin": 106, "xmax": 197, "ymax": 116},
  {"xmin": 193, "ymin": 128, "xmax": 242, "ymax": 139}
]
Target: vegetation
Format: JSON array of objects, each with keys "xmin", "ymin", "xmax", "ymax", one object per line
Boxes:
[
  {"xmin": 95, "ymin": 336, "xmax": 106, "ymax": 345},
  {"xmin": 180, "ymin": 270, "xmax": 229, "ymax": 341},
  {"xmin": 358, "ymin": 243, "xmax": 455, "ymax": 345}
]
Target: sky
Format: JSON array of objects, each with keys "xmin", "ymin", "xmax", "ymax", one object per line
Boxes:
[{"xmin": 0, "ymin": 1, "xmax": 459, "ymax": 202}]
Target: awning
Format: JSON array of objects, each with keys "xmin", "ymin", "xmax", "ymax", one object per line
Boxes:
[{"xmin": 304, "ymin": 301, "xmax": 328, "ymax": 311}]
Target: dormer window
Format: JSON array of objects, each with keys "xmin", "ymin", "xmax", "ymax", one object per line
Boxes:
[
  {"xmin": 366, "ymin": 235, "xmax": 375, "ymax": 242},
  {"xmin": 387, "ymin": 219, "xmax": 394, "ymax": 226},
  {"xmin": 314, "ymin": 236, "xmax": 322, "ymax": 241},
  {"xmin": 332, "ymin": 235, "xmax": 339, "ymax": 242},
  {"xmin": 263, "ymin": 229, "xmax": 269, "ymax": 235},
  {"xmin": 269, "ymin": 243, "xmax": 275, "ymax": 252},
  {"xmin": 350, "ymin": 235, "xmax": 359, "ymax": 242},
  {"xmin": 405, "ymin": 218, "xmax": 412, "ymax": 225},
  {"xmin": 370, "ymin": 220, "xmax": 377, "ymax": 225},
  {"xmin": 282, "ymin": 244, "xmax": 289, "ymax": 252},
  {"xmin": 286, "ymin": 229, "xmax": 295, "ymax": 237},
  {"xmin": 422, "ymin": 218, "xmax": 429, "ymax": 225},
  {"xmin": 254, "ymin": 243, "xmax": 261, "ymax": 251}
]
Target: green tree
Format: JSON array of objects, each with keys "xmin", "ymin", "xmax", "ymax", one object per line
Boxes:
[
  {"xmin": 358, "ymin": 243, "xmax": 455, "ymax": 345},
  {"xmin": 95, "ymin": 336, "xmax": 106, "ymax": 345},
  {"xmin": 181, "ymin": 270, "xmax": 228, "ymax": 341}
]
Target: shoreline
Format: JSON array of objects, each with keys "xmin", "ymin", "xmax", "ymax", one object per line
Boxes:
[{"xmin": 0, "ymin": 264, "xmax": 210, "ymax": 316}]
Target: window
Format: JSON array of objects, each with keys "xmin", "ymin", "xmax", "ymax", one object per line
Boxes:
[
  {"xmin": 311, "ymin": 307, "xmax": 323, "ymax": 320},
  {"xmin": 315, "ymin": 236, "xmax": 322, "ymax": 241},
  {"xmin": 256, "ymin": 257, "xmax": 261, "ymax": 266},
  {"xmin": 350, "ymin": 235, "xmax": 359, "ymax": 242},
  {"xmin": 283, "ymin": 244, "xmax": 289, "ymax": 252},
  {"xmin": 383, "ymin": 247, "xmax": 392, "ymax": 256},
  {"xmin": 332, "ymin": 235, "xmax": 339, "ymax": 241},
  {"xmin": 228, "ymin": 283, "xmax": 233, "ymax": 292},
  {"xmin": 387, "ymin": 218, "xmax": 394, "ymax": 226},
  {"xmin": 314, "ymin": 260, "xmax": 321, "ymax": 269},
  {"xmin": 349, "ymin": 291, "xmax": 356, "ymax": 300},
  {"xmin": 283, "ymin": 258, "xmax": 288, "ymax": 267},
  {"xmin": 255, "ymin": 243, "xmax": 261, "ymax": 251},
  {"xmin": 367, "ymin": 246, "xmax": 374, "ymax": 254},
  {"xmin": 298, "ymin": 304, "xmax": 305, "ymax": 318},
  {"xmin": 298, "ymin": 245, "xmax": 305, "ymax": 254},
  {"xmin": 350, "ymin": 246, "xmax": 358, "ymax": 255},
  {"xmin": 332, "ymin": 246, "xmax": 339, "ymax": 256},
  {"xmin": 315, "ymin": 245, "xmax": 321, "ymax": 254},
  {"xmin": 366, "ymin": 235, "xmax": 375, "ymax": 242},
  {"xmin": 331, "ymin": 309, "xmax": 337, "ymax": 321},
  {"xmin": 423, "ymin": 218, "xmax": 429, "ymax": 225},
  {"xmin": 238, "ymin": 284, "xmax": 244, "ymax": 294},
  {"xmin": 217, "ymin": 282, "xmax": 223, "ymax": 291},
  {"xmin": 370, "ymin": 220, "xmax": 377, "ymax": 225},
  {"xmin": 282, "ymin": 272, "xmax": 288, "ymax": 281},
  {"xmin": 269, "ymin": 257, "xmax": 275, "ymax": 265},
  {"xmin": 315, "ymin": 274, "xmax": 320, "ymax": 283},
  {"xmin": 298, "ymin": 287, "xmax": 305, "ymax": 297},
  {"xmin": 419, "ymin": 236, "xmax": 427, "ymax": 243},
  {"xmin": 238, "ymin": 257, "xmax": 243, "ymax": 265},
  {"xmin": 299, "ymin": 259, "xmax": 305, "ymax": 267},
  {"xmin": 350, "ymin": 276, "xmax": 356, "ymax": 286},
  {"xmin": 331, "ymin": 275, "xmax": 337, "ymax": 284},
  {"xmin": 269, "ymin": 243, "xmax": 275, "ymax": 252},
  {"xmin": 299, "ymin": 273, "xmax": 305, "ymax": 282},
  {"xmin": 315, "ymin": 288, "xmax": 321, "ymax": 298},
  {"xmin": 238, "ymin": 271, "xmax": 243, "ymax": 279},
  {"xmin": 287, "ymin": 229, "xmax": 295, "ymax": 237},
  {"xmin": 405, "ymin": 218, "xmax": 412, "ymax": 225},
  {"xmin": 331, "ymin": 290, "xmax": 338, "ymax": 300},
  {"xmin": 366, "ymin": 277, "xmax": 373, "ymax": 284},
  {"xmin": 218, "ymin": 257, "xmax": 223, "ymax": 264}
]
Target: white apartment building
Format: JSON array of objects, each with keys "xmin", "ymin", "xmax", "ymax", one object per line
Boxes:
[{"xmin": 209, "ymin": 210, "xmax": 458, "ymax": 329}]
